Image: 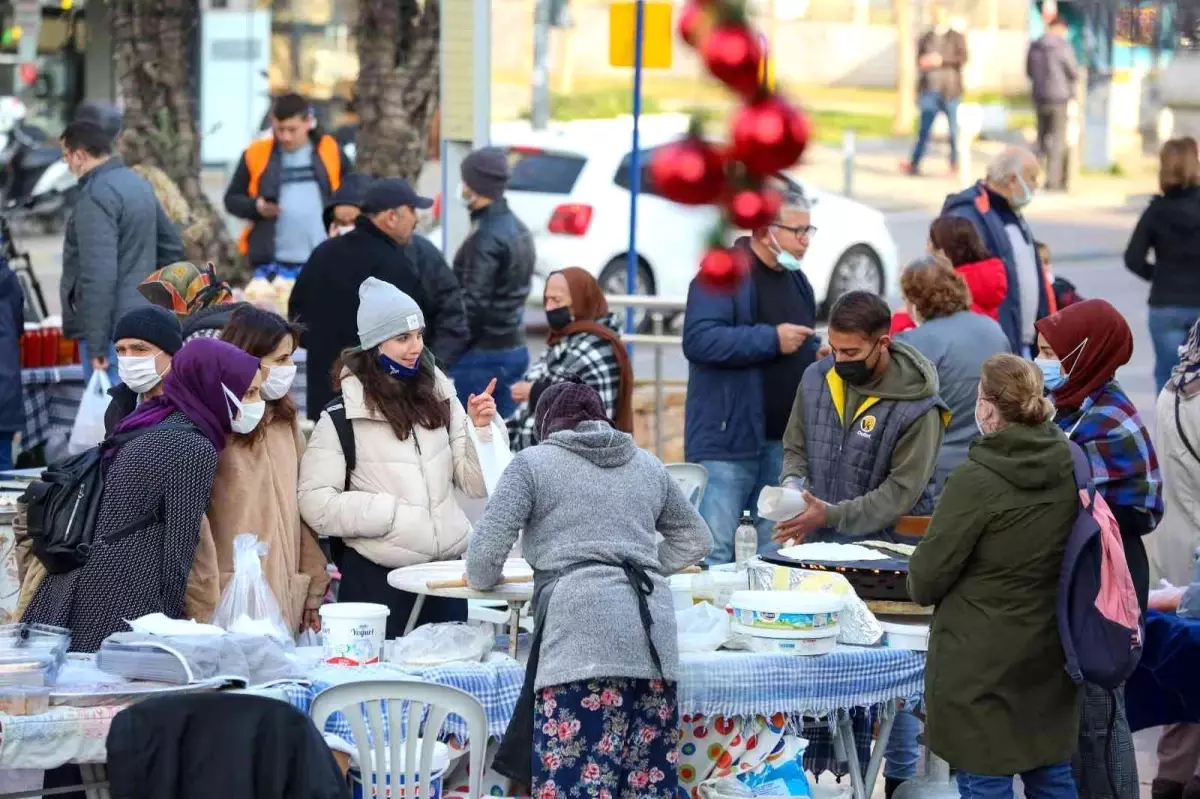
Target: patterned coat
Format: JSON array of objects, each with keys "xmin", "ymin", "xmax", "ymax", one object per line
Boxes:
[
  {"xmin": 506, "ymin": 314, "xmax": 624, "ymax": 451},
  {"xmin": 22, "ymin": 411, "xmax": 219, "ymax": 653}
]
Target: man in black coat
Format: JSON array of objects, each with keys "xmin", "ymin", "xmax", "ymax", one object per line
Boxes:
[{"xmin": 289, "ymin": 177, "xmax": 469, "ymax": 420}]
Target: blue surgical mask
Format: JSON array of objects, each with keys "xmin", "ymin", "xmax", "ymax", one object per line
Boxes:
[
  {"xmin": 1012, "ymin": 175, "xmax": 1035, "ymax": 209},
  {"xmin": 769, "ymin": 230, "xmax": 803, "ymax": 271},
  {"xmin": 378, "ymin": 351, "xmax": 420, "ymax": 380},
  {"xmin": 1036, "ymin": 358, "xmax": 1067, "ymax": 391}
]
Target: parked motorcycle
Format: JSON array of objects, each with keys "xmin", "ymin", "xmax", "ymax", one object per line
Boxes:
[{"xmin": 0, "ymin": 97, "xmax": 76, "ymax": 233}]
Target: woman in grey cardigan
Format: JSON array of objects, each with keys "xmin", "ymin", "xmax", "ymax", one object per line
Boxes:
[
  {"xmin": 467, "ymin": 379, "xmax": 711, "ymax": 796},
  {"xmin": 897, "ymin": 255, "xmax": 1011, "ymax": 488}
]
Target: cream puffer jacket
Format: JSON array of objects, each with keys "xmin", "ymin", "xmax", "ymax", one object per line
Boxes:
[{"xmin": 297, "ymin": 368, "xmax": 488, "ymax": 568}]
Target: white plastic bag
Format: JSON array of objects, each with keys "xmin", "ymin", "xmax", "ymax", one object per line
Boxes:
[
  {"xmin": 68, "ymin": 371, "xmax": 112, "ymax": 455},
  {"xmin": 388, "ymin": 622, "xmax": 493, "ymax": 666},
  {"xmin": 676, "ymin": 601, "xmax": 731, "ymax": 653},
  {"xmin": 468, "ymin": 419, "xmax": 513, "ymax": 496},
  {"xmin": 211, "ymin": 535, "xmax": 292, "ymax": 644}
]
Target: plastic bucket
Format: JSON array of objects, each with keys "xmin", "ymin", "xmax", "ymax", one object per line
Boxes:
[
  {"xmin": 350, "ymin": 740, "xmax": 449, "ymax": 799},
  {"xmin": 319, "ymin": 603, "xmax": 390, "ymax": 666}
]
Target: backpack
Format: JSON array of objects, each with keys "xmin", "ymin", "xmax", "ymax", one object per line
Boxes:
[
  {"xmin": 22, "ymin": 423, "xmax": 196, "ymax": 575},
  {"xmin": 1057, "ymin": 441, "xmax": 1144, "ymax": 689}
]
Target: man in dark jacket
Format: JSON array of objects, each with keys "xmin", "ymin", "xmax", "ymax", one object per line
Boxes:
[
  {"xmin": 224, "ymin": 92, "xmax": 353, "ymax": 269},
  {"xmin": 683, "ymin": 185, "xmax": 819, "ymax": 565},
  {"xmin": 289, "ymin": 178, "xmax": 469, "ymax": 419},
  {"xmin": 103, "ymin": 305, "xmax": 183, "ymax": 435},
  {"xmin": 0, "ymin": 255, "xmax": 21, "ymax": 472},
  {"xmin": 60, "ymin": 120, "xmax": 184, "ymax": 386},
  {"xmin": 941, "ymin": 147, "xmax": 1056, "ymax": 355},
  {"xmin": 904, "ymin": 6, "xmax": 968, "ymax": 176},
  {"xmin": 450, "ymin": 147, "xmax": 536, "ymax": 418},
  {"xmin": 1027, "ymin": 15, "xmax": 1079, "ymax": 191}
]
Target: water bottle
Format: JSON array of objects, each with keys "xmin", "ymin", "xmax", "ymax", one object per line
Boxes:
[
  {"xmin": 735, "ymin": 511, "xmax": 758, "ymax": 571},
  {"xmin": 692, "ymin": 564, "xmax": 715, "ymax": 605}
]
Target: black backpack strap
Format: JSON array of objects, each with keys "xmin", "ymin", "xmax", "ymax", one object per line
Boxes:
[
  {"xmin": 105, "ymin": 495, "xmax": 167, "ymax": 545},
  {"xmin": 323, "ymin": 396, "xmax": 355, "ymax": 492},
  {"xmin": 1175, "ymin": 390, "xmax": 1200, "ymax": 467}
]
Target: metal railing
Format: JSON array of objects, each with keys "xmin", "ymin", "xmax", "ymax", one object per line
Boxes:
[{"xmin": 609, "ymin": 295, "xmax": 686, "ymax": 458}]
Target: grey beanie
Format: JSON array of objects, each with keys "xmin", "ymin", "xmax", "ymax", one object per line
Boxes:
[
  {"xmin": 356, "ymin": 277, "xmax": 426, "ymax": 350},
  {"xmin": 461, "ymin": 147, "xmax": 509, "ymax": 200}
]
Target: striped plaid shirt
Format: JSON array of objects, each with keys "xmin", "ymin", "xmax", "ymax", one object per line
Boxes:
[
  {"xmin": 506, "ymin": 314, "xmax": 624, "ymax": 451},
  {"xmin": 1056, "ymin": 380, "xmax": 1163, "ymax": 522}
]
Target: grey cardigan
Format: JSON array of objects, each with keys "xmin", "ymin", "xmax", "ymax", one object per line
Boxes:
[
  {"xmin": 466, "ymin": 421, "xmax": 711, "ymax": 689},
  {"xmin": 898, "ymin": 310, "xmax": 1011, "ymax": 485},
  {"xmin": 61, "ymin": 157, "xmax": 184, "ymax": 354}
]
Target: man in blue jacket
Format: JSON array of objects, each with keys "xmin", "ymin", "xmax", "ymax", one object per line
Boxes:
[
  {"xmin": 683, "ymin": 185, "xmax": 820, "ymax": 564},
  {"xmin": 941, "ymin": 147, "xmax": 1056, "ymax": 355}
]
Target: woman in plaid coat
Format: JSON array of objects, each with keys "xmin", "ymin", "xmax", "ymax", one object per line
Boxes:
[
  {"xmin": 1034, "ymin": 298, "xmax": 1163, "ymax": 799},
  {"xmin": 507, "ymin": 268, "xmax": 634, "ymax": 451}
]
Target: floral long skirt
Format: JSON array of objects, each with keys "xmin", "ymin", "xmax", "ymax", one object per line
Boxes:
[{"xmin": 532, "ymin": 677, "xmax": 683, "ymax": 799}]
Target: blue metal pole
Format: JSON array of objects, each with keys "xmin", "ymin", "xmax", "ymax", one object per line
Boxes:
[{"xmin": 625, "ymin": 0, "xmax": 646, "ymax": 343}]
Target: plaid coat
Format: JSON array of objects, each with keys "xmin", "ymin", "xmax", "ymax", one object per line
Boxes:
[{"xmin": 506, "ymin": 314, "xmax": 624, "ymax": 451}]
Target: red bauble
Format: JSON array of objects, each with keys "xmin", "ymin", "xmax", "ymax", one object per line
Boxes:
[
  {"xmin": 698, "ymin": 246, "xmax": 750, "ymax": 293},
  {"xmin": 729, "ymin": 95, "xmax": 812, "ymax": 176},
  {"xmin": 648, "ymin": 137, "xmax": 726, "ymax": 206},
  {"xmin": 727, "ymin": 187, "xmax": 783, "ymax": 229},
  {"xmin": 678, "ymin": 3, "xmax": 710, "ymax": 48},
  {"xmin": 702, "ymin": 24, "xmax": 763, "ymax": 99}
]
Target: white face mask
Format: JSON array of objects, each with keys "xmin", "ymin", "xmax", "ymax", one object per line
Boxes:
[
  {"xmin": 223, "ymin": 384, "xmax": 266, "ymax": 435},
  {"xmin": 456, "ymin": 181, "xmax": 473, "ymax": 208},
  {"xmin": 332, "ymin": 225, "xmax": 355, "ymax": 237},
  {"xmin": 118, "ymin": 353, "xmax": 163, "ymax": 394},
  {"xmin": 260, "ymin": 364, "xmax": 297, "ymax": 401}
]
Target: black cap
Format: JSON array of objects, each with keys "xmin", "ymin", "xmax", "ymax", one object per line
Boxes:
[
  {"xmin": 361, "ymin": 178, "xmax": 433, "ymax": 214},
  {"xmin": 114, "ymin": 305, "xmax": 184, "ymax": 355}
]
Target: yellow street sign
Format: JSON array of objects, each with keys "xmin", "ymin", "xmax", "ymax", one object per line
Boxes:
[
  {"xmin": 609, "ymin": 1, "xmax": 674, "ymax": 69},
  {"xmin": 758, "ymin": 34, "xmax": 776, "ymax": 92}
]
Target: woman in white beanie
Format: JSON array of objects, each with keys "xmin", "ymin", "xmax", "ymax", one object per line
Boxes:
[{"xmin": 298, "ymin": 277, "xmax": 495, "ymax": 635}]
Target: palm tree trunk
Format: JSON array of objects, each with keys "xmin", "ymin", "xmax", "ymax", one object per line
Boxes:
[
  {"xmin": 354, "ymin": 0, "xmax": 440, "ymax": 181},
  {"xmin": 109, "ymin": 0, "xmax": 237, "ymax": 272}
]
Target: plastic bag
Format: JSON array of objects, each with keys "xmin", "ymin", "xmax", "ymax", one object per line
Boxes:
[
  {"xmin": 211, "ymin": 535, "xmax": 291, "ymax": 644},
  {"xmin": 676, "ymin": 601, "xmax": 731, "ymax": 653},
  {"xmin": 388, "ymin": 622, "xmax": 493, "ymax": 666},
  {"xmin": 467, "ymin": 419, "xmax": 513, "ymax": 496},
  {"xmin": 68, "ymin": 371, "xmax": 111, "ymax": 455},
  {"xmin": 698, "ymin": 777, "xmax": 754, "ymax": 798}
]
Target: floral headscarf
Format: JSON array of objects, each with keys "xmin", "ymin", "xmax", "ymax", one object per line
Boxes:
[
  {"xmin": 1171, "ymin": 319, "xmax": 1200, "ymax": 397},
  {"xmin": 138, "ymin": 262, "xmax": 233, "ymax": 321}
]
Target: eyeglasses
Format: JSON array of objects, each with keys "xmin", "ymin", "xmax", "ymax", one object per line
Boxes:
[{"xmin": 771, "ymin": 223, "xmax": 817, "ymax": 238}]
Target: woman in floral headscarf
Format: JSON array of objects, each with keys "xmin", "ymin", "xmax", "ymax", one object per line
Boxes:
[{"xmin": 138, "ymin": 261, "xmax": 248, "ymax": 342}]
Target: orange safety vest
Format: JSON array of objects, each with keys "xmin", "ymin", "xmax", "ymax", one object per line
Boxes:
[{"xmin": 236, "ymin": 134, "xmax": 343, "ymax": 256}]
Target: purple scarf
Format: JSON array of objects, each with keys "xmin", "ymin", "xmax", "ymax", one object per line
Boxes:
[{"xmin": 111, "ymin": 338, "xmax": 261, "ymax": 454}]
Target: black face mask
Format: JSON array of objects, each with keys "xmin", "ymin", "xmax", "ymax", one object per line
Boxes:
[
  {"xmin": 833, "ymin": 340, "xmax": 880, "ymax": 386},
  {"xmin": 545, "ymin": 306, "xmax": 573, "ymax": 330}
]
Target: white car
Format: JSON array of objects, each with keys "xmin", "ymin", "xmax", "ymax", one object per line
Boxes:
[{"xmin": 430, "ymin": 116, "xmax": 898, "ymax": 325}]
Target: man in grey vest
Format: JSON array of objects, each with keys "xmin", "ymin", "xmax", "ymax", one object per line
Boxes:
[
  {"xmin": 774, "ymin": 290, "xmax": 947, "ymax": 799},
  {"xmin": 774, "ymin": 290, "xmax": 948, "ymax": 547}
]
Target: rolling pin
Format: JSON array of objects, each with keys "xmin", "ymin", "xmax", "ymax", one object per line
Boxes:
[{"xmin": 426, "ymin": 564, "xmax": 704, "ymax": 590}]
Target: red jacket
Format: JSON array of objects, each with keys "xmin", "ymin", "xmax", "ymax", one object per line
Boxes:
[{"xmin": 891, "ymin": 257, "xmax": 1008, "ymax": 335}]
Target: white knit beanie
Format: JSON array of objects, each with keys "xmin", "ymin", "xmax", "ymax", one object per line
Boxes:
[{"xmin": 356, "ymin": 277, "xmax": 425, "ymax": 350}]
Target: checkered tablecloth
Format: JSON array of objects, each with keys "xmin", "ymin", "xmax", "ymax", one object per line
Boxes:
[
  {"xmin": 679, "ymin": 646, "xmax": 926, "ymax": 719},
  {"xmin": 279, "ymin": 658, "xmax": 524, "ymax": 747}
]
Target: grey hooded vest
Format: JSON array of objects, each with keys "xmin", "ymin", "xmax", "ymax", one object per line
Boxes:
[{"xmin": 800, "ymin": 358, "xmax": 946, "ymax": 543}]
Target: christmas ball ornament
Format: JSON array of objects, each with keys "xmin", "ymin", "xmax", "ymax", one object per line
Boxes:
[
  {"xmin": 730, "ymin": 95, "xmax": 812, "ymax": 176},
  {"xmin": 648, "ymin": 137, "xmax": 726, "ymax": 206},
  {"xmin": 728, "ymin": 187, "xmax": 782, "ymax": 230},
  {"xmin": 678, "ymin": 3, "xmax": 711, "ymax": 48},
  {"xmin": 702, "ymin": 24, "xmax": 763, "ymax": 99},
  {"xmin": 698, "ymin": 246, "xmax": 750, "ymax": 293}
]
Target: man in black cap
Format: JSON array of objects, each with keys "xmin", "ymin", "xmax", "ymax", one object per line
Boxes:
[
  {"xmin": 290, "ymin": 177, "xmax": 469, "ymax": 418},
  {"xmin": 104, "ymin": 305, "xmax": 183, "ymax": 435},
  {"xmin": 450, "ymin": 147, "xmax": 536, "ymax": 418}
]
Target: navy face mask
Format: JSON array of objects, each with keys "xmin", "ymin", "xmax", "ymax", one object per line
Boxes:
[{"xmin": 378, "ymin": 351, "xmax": 420, "ymax": 380}]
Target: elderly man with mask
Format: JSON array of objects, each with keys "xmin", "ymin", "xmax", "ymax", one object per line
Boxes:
[
  {"xmin": 682, "ymin": 182, "xmax": 820, "ymax": 565},
  {"xmin": 941, "ymin": 146, "xmax": 1056, "ymax": 355}
]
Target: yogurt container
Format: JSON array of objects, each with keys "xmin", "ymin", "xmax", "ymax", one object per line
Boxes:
[
  {"xmin": 319, "ymin": 603, "xmax": 390, "ymax": 666},
  {"xmin": 350, "ymin": 740, "xmax": 450, "ymax": 799},
  {"xmin": 729, "ymin": 590, "xmax": 844, "ymax": 634},
  {"xmin": 880, "ymin": 619, "xmax": 931, "ymax": 651}
]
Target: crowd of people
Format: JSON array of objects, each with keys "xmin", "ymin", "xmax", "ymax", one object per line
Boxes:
[{"xmin": 2, "ymin": 84, "xmax": 1198, "ymax": 799}]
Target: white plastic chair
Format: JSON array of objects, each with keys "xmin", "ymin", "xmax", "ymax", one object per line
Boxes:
[
  {"xmin": 310, "ymin": 680, "xmax": 488, "ymax": 799},
  {"xmin": 665, "ymin": 462, "xmax": 708, "ymax": 510}
]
